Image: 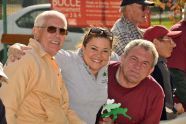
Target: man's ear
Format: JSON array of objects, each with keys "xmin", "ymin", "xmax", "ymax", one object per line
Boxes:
[
  {"xmin": 120, "ymin": 54, "xmax": 125, "ymax": 63},
  {"xmin": 32, "ymin": 27, "xmax": 39, "ymax": 40},
  {"xmin": 152, "ymin": 39, "xmax": 159, "ymax": 45},
  {"xmin": 32, "ymin": 27, "xmax": 36, "ymax": 35}
]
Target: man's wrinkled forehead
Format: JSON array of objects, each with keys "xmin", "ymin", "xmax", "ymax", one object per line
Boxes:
[{"xmin": 44, "ymin": 16, "xmax": 67, "ymax": 29}]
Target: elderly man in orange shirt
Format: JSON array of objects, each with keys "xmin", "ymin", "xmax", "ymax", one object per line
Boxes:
[{"xmin": 0, "ymin": 10, "xmax": 84, "ymax": 124}]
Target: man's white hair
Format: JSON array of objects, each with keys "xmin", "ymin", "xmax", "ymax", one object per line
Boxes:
[{"xmin": 34, "ymin": 10, "xmax": 67, "ymax": 29}]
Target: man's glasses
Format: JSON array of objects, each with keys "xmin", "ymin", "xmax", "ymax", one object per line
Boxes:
[
  {"xmin": 88, "ymin": 28, "xmax": 113, "ymax": 41},
  {"xmin": 158, "ymin": 37, "xmax": 175, "ymax": 44},
  {"xmin": 161, "ymin": 38, "xmax": 175, "ymax": 43},
  {"xmin": 38, "ymin": 26, "xmax": 68, "ymax": 35}
]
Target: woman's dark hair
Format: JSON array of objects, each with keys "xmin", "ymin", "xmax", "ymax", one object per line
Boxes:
[{"xmin": 82, "ymin": 27, "xmax": 114, "ymax": 48}]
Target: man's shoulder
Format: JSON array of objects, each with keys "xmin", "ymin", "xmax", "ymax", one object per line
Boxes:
[
  {"xmin": 109, "ymin": 61, "xmax": 120, "ymax": 68},
  {"xmin": 112, "ymin": 18, "xmax": 123, "ymax": 27},
  {"xmin": 145, "ymin": 75, "xmax": 160, "ymax": 86},
  {"xmin": 144, "ymin": 75, "xmax": 164, "ymax": 94},
  {"xmin": 108, "ymin": 61, "xmax": 120, "ymax": 73},
  {"xmin": 22, "ymin": 49, "xmax": 40, "ymax": 62},
  {"xmin": 138, "ymin": 76, "xmax": 165, "ymax": 100},
  {"xmin": 170, "ymin": 20, "xmax": 186, "ymax": 31},
  {"xmin": 111, "ymin": 18, "xmax": 129, "ymax": 32},
  {"xmin": 7, "ymin": 49, "xmax": 34, "ymax": 66}
]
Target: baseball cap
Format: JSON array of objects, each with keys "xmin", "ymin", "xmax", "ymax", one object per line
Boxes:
[
  {"xmin": 120, "ymin": 0, "xmax": 155, "ymax": 6},
  {"xmin": 0, "ymin": 63, "xmax": 8, "ymax": 80},
  {"xmin": 143, "ymin": 25, "xmax": 182, "ymax": 42}
]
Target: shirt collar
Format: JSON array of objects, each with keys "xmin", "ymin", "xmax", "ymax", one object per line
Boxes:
[
  {"xmin": 28, "ymin": 38, "xmax": 50, "ymax": 58},
  {"xmin": 121, "ymin": 16, "xmax": 137, "ymax": 28},
  {"xmin": 158, "ymin": 57, "xmax": 167, "ymax": 63}
]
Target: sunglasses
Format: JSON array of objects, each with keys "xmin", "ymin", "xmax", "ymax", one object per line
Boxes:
[
  {"xmin": 160, "ymin": 37, "xmax": 174, "ymax": 43},
  {"xmin": 38, "ymin": 26, "xmax": 68, "ymax": 35},
  {"xmin": 88, "ymin": 28, "xmax": 113, "ymax": 41}
]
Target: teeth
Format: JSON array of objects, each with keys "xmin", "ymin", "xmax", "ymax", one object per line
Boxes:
[
  {"xmin": 92, "ymin": 59, "xmax": 101, "ymax": 63},
  {"xmin": 51, "ymin": 41, "xmax": 60, "ymax": 45}
]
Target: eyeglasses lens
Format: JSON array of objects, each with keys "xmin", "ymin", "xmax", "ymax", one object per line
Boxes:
[{"xmin": 47, "ymin": 26, "xmax": 67, "ymax": 35}]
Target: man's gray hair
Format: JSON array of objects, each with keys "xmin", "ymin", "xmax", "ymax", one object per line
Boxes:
[
  {"xmin": 123, "ymin": 39, "xmax": 159, "ymax": 67},
  {"xmin": 34, "ymin": 10, "xmax": 67, "ymax": 29}
]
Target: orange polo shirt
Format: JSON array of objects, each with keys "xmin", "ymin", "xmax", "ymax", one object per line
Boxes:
[{"xmin": 0, "ymin": 39, "xmax": 84, "ymax": 124}]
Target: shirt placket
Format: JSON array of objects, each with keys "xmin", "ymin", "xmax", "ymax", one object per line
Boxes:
[{"xmin": 49, "ymin": 57, "xmax": 64, "ymax": 104}]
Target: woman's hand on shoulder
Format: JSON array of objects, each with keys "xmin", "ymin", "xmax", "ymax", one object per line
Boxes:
[{"xmin": 7, "ymin": 43, "xmax": 31, "ymax": 62}]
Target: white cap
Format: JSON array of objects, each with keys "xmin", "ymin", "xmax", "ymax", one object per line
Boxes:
[{"xmin": 0, "ymin": 63, "xmax": 8, "ymax": 80}]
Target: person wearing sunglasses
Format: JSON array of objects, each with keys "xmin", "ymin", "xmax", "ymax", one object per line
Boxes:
[
  {"xmin": 0, "ymin": 10, "xmax": 84, "ymax": 124},
  {"xmin": 111, "ymin": 0, "xmax": 154, "ymax": 56},
  {"xmin": 5, "ymin": 26, "xmax": 116, "ymax": 124},
  {"xmin": 144, "ymin": 25, "xmax": 186, "ymax": 122}
]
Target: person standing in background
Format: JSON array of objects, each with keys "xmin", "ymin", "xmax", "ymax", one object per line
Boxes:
[
  {"xmin": 144, "ymin": 25, "xmax": 185, "ymax": 120},
  {"xmin": 167, "ymin": 5, "xmax": 186, "ymax": 110},
  {"xmin": 111, "ymin": 0, "xmax": 154, "ymax": 56}
]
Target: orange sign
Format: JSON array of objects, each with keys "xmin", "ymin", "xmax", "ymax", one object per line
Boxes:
[{"xmin": 51, "ymin": 0, "xmax": 150, "ymax": 28}]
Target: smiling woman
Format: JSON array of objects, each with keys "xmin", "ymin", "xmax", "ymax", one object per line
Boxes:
[{"xmin": 55, "ymin": 27, "xmax": 114, "ymax": 124}]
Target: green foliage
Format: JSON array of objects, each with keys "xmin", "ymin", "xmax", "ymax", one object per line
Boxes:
[
  {"xmin": 151, "ymin": 18, "xmax": 173, "ymax": 29},
  {"xmin": 150, "ymin": 5, "xmax": 183, "ymax": 29}
]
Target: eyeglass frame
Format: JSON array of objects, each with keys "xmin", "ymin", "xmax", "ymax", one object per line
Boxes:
[
  {"xmin": 157, "ymin": 36, "xmax": 176, "ymax": 44},
  {"xmin": 35, "ymin": 26, "xmax": 68, "ymax": 35}
]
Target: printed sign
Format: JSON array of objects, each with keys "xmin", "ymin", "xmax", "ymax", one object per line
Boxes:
[{"xmin": 51, "ymin": 0, "xmax": 150, "ymax": 28}]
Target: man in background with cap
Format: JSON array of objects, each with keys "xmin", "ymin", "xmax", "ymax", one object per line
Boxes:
[
  {"xmin": 111, "ymin": 0, "xmax": 154, "ymax": 56},
  {"xmin": 167, "ymin": 4, "xmax": 186, "ymax": 110},
  {"xmin": 144, "ymin": 25, "xmax": 185, "ymax": 121},
  {"xmin": 0, "ymin": 63, "xmax": 7, "ymax": 124}
]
